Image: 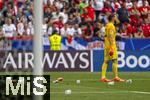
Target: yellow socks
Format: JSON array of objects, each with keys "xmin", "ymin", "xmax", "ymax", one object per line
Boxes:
[
  {"xmin": 112, "ymin": 60, "xmax": 118, "ymax": 78},
  {"xmin": 101, "ymin": 62, "xmax": 108, "ymax": 78}
]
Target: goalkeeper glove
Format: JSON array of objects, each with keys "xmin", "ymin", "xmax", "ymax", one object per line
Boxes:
[{"xmin": 109, "ymin": 47, "xmax": 114, "ymax": 56}]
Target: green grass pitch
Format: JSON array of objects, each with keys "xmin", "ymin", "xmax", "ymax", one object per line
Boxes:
[
  {"xmin": 0, "ymin": 72, "xmax": 150, "ymax": 100},
  {"xmin": 50, "ymin": 72, "xmax": 150, "ymax": 100}
]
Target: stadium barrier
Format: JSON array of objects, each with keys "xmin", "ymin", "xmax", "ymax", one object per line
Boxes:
[
  {"xmin": 1, "ymin": 36, "xmax": 150, "ymax": 51},
  {"xmin": 0, "ymin": 50, "xmax": 149, "ymax": 72},
  {"xmin": 0, "ymin": 36, "xmax": 150, "ymax": 72}
]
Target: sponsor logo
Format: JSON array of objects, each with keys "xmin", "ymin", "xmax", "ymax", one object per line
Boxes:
[
  {"xmin": 118, "ymin": 51, "xmax": 150, "ymax": 68},
  {"xmin": 93, "ymin": 50, "xmax": 150, "ymax": 72},
  {"xmin": 0, "ymin": 51, "xmax": 91, "ymax": 71}
]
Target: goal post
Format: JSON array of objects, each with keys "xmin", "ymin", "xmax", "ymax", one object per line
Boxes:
[{"xmin": 33, "ymin": 0, "xmax": 43, "ymax": 100}]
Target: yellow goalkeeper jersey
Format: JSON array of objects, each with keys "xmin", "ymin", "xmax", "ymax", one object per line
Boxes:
[{"xmin": 104, "ymin": 22, "xmax": 118, "ymax": 60}]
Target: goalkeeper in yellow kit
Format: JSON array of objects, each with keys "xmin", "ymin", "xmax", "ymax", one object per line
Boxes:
[{"xmin": 100, "ymin": 14, "xmax": 125, "ymax": 82}]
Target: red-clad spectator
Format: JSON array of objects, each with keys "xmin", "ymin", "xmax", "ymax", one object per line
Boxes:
[
  {"xmin": 123, "ymin": 22, "xmax": 138, "ymax": 37},
  {"xmin": 141, "ymin": 21, "xmax": 150, "ymax": 38},
  {"xmin": 82, "ymin": 21, "xmax": 94, "ymax": 41},
  {"xmin": 102, "ymin": 2, "xmax": 112, "ymax": 15},
  {"xmin": 81, "ymin": 9, "xmax": 92, "ymax": 22},
  {"xmin": 0, "ymin": 0, "xmax": 3, "ymax": 10},
  {"xmin": 125, "ymin": 23, "xmax": 133, "ymax": 37},
  {"xmin": 121, "ymin": 22, "xmax": 133, "ymax": 37},
  {"xmin": 85, "ymin": 0, "xmax": 95, "ymax": 21},
  {"xmin": 44, "ymin": 0, "xmax": 51, "ymax": 11},
  {"xmin": 14, "ymin": 0, "xmax": 18, "ymax": 6},
  {"xmin": 128, "ymin": 1, "xmax": 141, "ymax": 26},
  {"xmin": 132, "ymin": 25, "xmax": 138, "ymax": 34},
  {"xmin": 53, "ymin": 16, "xmax": 64, "ymax": 29},
  {"xmin": 138, "ymin": 0, "xmax": 150, "ymax": 20}
]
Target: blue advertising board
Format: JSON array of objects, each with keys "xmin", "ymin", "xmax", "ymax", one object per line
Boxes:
[
  {"xmin": 6, "ymin": 37, "xmax": 150, "ymax": 72},
  {"xmin": 93, "ymin": 50, "xmax": 150, "ymax": 72},
  {"xmin": 9, "ymin": 37, "xmax": 150, "ymax": 51},
  {"xmin": 122, "ymin": 38, "xmax": 150, "ymax": 51}
]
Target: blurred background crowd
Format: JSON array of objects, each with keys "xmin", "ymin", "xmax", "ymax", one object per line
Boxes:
[{"xmin": 0, "ymin": 0, "xmax": 149, "ymax": 42}]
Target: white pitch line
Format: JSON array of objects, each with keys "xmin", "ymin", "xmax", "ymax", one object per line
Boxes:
[
  {"xmin": 50, "ymin": 91, "xmax": 150, "ymax": 95},
  {"xmin": 130, "ymin": 91, "xmax": 150, "ymax": 95},
  {"xmin": 50, "ymin": 78, "xmax": 150, "ymax": 81},
  {"xmin": 51, "ymin": 91, "xmax": 127, "ymax": 94}
]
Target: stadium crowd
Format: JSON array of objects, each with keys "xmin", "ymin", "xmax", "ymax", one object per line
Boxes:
[{"xmin": 0, "ymin": 0, "xmax": 150, "ymax": 42}]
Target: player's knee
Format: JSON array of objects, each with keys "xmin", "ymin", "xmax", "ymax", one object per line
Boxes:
[
  {"xmin": 104, "ymin": 60, "xmax": 109, "ymax": 64},
  {"xmin": 112, "ymin": 59, "xmax": 117, "ymax": 63}
]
